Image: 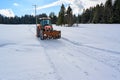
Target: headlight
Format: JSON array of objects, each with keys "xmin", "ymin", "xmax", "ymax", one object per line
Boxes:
[{"xmin": 44, "ymin": 34, "xmax": 47, "ymax": 36}]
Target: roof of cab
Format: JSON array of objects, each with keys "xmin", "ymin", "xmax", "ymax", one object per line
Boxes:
[{"xmin": 39, "ymin": 17, "xmax": 51, "ymax": 20}]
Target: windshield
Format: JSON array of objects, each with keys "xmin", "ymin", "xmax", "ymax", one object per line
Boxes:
[{"xmin": 40, "ymin": 19, "xmax": 51, "ymax": 27}]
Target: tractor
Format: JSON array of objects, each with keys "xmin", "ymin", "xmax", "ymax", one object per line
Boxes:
[{"xmin": 36, "ymin": 17, "xmax": 61, "ymax": 40}]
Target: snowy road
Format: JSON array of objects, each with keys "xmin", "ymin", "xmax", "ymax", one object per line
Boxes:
[{"xmin": 0, "ymin": 24, "xmax": 120, "ymax": 80}]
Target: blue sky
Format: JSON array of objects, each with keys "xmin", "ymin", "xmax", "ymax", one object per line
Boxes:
[
  {"xmin": 0, "ymin": 0, "xmax": 60, "ymax": 17},
  {"xmin": 0, "ymin": 0, "xmax": 107, "ymax": 17}
]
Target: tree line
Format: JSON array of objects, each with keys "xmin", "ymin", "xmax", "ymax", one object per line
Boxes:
[
  {"xmin": 0, "ymin": 13, "xmax": 58, "ymax": 24},
  {"xmin": 57, "ymin": 0, "xmax": 120, "ymax": 24},
  {"xmin": 0, "ymin": 0, "xmax": 120, "ymax": 25},
  {"xmin": 78, "ymin": 0, "xmax": 120, "ymax": 23}
]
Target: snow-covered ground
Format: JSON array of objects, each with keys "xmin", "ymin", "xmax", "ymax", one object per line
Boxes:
[{"xmin": 0, "ymin": 24, "xmax": 120, "ymax": 80}]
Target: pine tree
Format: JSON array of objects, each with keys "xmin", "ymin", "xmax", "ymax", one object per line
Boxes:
[
  {"xmin": 104, "ymin": 0, "xmax": 113, "ymax": 23},
  {"xmin": 89, "ymin": 7, "xmax": 95, "ymax": 23},
  {"xmin": 92, "ymin": 5, "xmax": 100, "ymax": 23},
  {"xmin": 57, "ymin": 4, "xmax": 65, "ymax": 26},
  {"xmin": 78, "ymin": 14, "xmax": 81, "ymax": 23},
  {"xmin": 112, "ymin": 0, "xmax": 120, "ymax": 23},
  {"xmin": 66, "ymin": 6, "xmax": 74, "ymax": 26},
  {"xmin": 0, "ymin": 15, "xmax": 3, "ymax": 24},
  {"xmin": 92, "ymin": 4, "xmax": 104, "ymax": 23},
  {"xmin": 81, "ymin": 9, "xmax": 91, "ymax": 23}
]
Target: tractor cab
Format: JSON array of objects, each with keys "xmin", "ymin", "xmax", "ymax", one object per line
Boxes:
[{"xmin": 39, "ymin": 18, "xmax": 52, "ymax": 28}]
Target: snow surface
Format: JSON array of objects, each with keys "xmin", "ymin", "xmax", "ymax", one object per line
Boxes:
[{"xmin": 0, "ymin": 24, "xmax": 120, "ymax": 80}]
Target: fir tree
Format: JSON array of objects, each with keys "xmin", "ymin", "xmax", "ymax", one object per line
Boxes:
[
  {"xmin": 81, "ymin": 9, "xmax": 91, "ymax": 23},
  {"xmin": 66, "ymin": 6, "xmax": 74, "ymax": 26},
  {"xmin": 104, "ymin": 0, "xmax": 113, "ymax": 23},
  {"xmin": 57, "ymin": 4, "xmax": 65, "ymax": 26},
  {"xmin": 112, "ymin": 0, "xmax": 120, "ymax": 23},
  {"xmin": 92, "ymin": 4, "xmax": 104, "ymax": 23}
]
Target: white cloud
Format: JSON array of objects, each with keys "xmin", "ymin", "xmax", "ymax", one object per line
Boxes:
[
  {"xmin": 36, "ymin": 0, "xmax": 107, "ymax": 15},
  {"xmin": 0, "ymin": 9, "xmax": 15, "ymax": 17},
  {"xmin": 36, "ymin": 0, "xmax": 84, "ymax": 14},
  {"xmin": 13, "ymin": 3, "xmax": 19, "ymax": 6},
  {"xmin": 66, "ymin": 0, "xmax": 84, "ymax": 14},
  {"xmin": 37, "ymin": 1, "xmax": 62, "ymax": 10}
]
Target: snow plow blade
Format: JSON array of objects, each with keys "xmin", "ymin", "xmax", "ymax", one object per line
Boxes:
[{"xmin": 43, "ymin": 30, "xmax": 61, "ymax": 39}]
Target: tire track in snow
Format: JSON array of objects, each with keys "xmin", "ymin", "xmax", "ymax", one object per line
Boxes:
[
  {"xmin": 39, "ymin": 41, "xmax": 63, "ymax": 80},
  {"xmin": 61, "ymin": 37, "xmax": 120, "ymax": 72},
  {"xmin": 54, "ymin": 48, "xmax": 90, "ymax": 78},
  {"xmin": 28, "ymin": 25, "xmax": 62, "ymax": 80},
  {"xmin": 39, "ymin": 40, "xmax": 84, "ymax": 80},
  {"xmin": 62, "ymin": 37, "xmax": 120, "ymax": 55},
  {"xmin": 37, "ymin": 38, "xmax": 119, "ymax": 80},
  {"xmin": 0, "ymin": 43, "xmax": 16, "ymax": 47},
  {"xmin": 28, "ymin": 25, "xmax": 120, "ymax": 79}
]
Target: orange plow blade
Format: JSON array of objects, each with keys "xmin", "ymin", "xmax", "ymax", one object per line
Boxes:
[{"xmin": 43, "ymin": 30, "xmax": 61, "ymax": 39}]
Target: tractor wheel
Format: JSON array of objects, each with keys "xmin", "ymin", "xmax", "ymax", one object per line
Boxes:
[
  {"xmin": 36, "ymin": 27, "xmax": 40, "ymax": 37},
  {"xmin": 40, "ymin": 30, "xmax": 44, "ymax": 40}
]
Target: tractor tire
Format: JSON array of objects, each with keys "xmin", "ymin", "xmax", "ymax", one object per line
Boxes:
[
  {"xmin": 36, "ymin": 27, "xmax": 40, "ymax": 37},
  {"xmin": 40, "ymin": 30, "xmax": 44, "ymax": 40}
]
